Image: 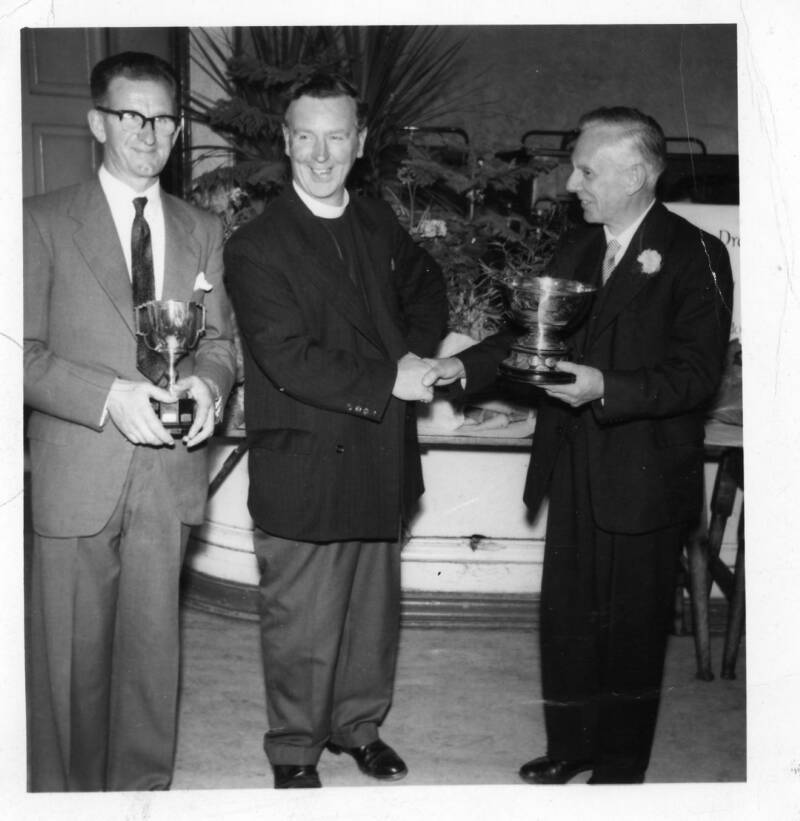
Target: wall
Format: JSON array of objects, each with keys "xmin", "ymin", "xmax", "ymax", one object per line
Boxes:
[
  {"xmin": 188, "ymin": 24, "xmax": 738, "ymax": 183},
  {"xmin": 433, "ymin": 24, "xmax": 738, "ymax": 155}
]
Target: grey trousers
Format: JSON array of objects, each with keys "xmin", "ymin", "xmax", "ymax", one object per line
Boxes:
[
  {"xmin": 254, "ymin": 528, "xmax": 402, "ymax": 765},
  {"xmin": 27, "ymin": 447, "xmax": 189, "ymax": 791}
]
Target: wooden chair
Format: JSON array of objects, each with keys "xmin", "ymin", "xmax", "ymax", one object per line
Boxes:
[{"xmin": 681, "ymin": 430, "xmax": 745, "ymax": 681}]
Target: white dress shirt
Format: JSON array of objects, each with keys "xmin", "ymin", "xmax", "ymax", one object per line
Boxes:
[
  {"xmin": 603, "ymin": 199, "xmax": 656, "ymax": 268},
  {"xmin": 99, "ymin": 165, "xmax": 166, "ymax": 299},
  {"xmin": 97, "ymin": 167, "xmax": 224, "ymax": 426}
]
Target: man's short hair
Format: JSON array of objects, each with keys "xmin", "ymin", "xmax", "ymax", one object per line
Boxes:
[
  {"xmin": 578, "ymin": 106, "xmax": 667, "ymax": 181},
  {"xmin": 283, "ymin": 72, "xmax": 368, "ymax": 130},
  {"xmin": 90, "ymin": 51, "xmax": 178, "ymax": 106}
]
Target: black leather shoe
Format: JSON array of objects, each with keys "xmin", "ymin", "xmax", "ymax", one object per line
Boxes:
[
  {"xmin": 328, "ymin": 739, "xmax": 408, "ymax": 780},
  {"xmin": 272, "ymin": 764, "xmax": 322, "ymax": 789},
  {"xmin": 519, "ymin": 756, "xmax": 593, "ymax": 784}
]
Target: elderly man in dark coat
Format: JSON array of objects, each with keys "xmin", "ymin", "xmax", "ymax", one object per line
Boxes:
[{"xmin": 424, "ymin": 106, "xmax": 733, "ymax": 784}]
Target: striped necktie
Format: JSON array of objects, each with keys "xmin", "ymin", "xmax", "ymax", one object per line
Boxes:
[
  {"xmin": 132, "ymin": 197, "xmax": 167, "ymax": 385},
  {"xmin": 602, "ymin": 238, "xmax": 621, "ymax": 284}
]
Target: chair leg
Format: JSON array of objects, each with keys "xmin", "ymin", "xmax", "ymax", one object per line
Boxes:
[
  {"xmin": 687, "ymin": 446, "xmax": 743, "ymax": 682},
  {"xmin": 705, "ymin": 450, "xmax": 738, "ymax": 592},
  {"xmin": 687, "ymin": 530, "xmax": 714, "ymax": 681},
  {"xmin": 721, "ymin": 510, "xmax": 745, "ymax": 680},
  {"xmin": 672, "ymin": 553, "xmax": 691, "ymax": 637}
]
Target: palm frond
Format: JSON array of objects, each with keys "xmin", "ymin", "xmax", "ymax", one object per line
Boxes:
[{"xmin": 188, "ymin": 26, "xmax": 475, "ymax": 198}]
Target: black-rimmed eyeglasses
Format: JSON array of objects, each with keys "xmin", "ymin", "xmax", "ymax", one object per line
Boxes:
[{"xmin": 95, "ymin": 106, "xmax": 179, "ymax": 136}]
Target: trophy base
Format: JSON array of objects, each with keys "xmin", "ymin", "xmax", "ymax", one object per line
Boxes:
[
  {"xmin": 151, "ymin": 398, "xmax": 197, "ymax": 437},
  {"xmin": 498, "ymin": 362, "xmax": 576, "ymax": 386}
]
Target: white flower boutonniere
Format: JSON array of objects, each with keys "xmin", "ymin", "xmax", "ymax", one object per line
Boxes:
[
  {"xmin": 191, "ymin": 271, "xmax": 214, "ymax": 305},
  {"xmin": 637, "ymin": 249, "xmax": 662, "ymax": 276},
  {"xmin": 193, "ymin": 271, "xmax": 214, "ymax": 292}
]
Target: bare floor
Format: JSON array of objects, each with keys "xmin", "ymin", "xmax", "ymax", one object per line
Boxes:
[{"xmin": 171, "ymin": 606, "xmax": 746, "ymax": 790}]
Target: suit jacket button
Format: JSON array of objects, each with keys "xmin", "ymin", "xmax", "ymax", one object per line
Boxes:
[{"xmin": 336, "ymin": 445, "xmax": 345, "ymax": 454}]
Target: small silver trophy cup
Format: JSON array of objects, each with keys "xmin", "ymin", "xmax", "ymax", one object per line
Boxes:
[
  {"xmin": 134, "ymin": 299, "xmax": 206, "ymax": 436},
  {"xmin": 495, "ymin": 275, "xmax": 597, "ymax": 385}
]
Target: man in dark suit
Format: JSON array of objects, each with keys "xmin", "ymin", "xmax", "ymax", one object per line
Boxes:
[
  {"xmin": 223, "ymin": 73, "xmax": 447, "ymax": 789},
  {"xmin": 24, "ymin": 52, "xmax": 236, "ymax": 791},
  {"xmin": 424, "ymin": 107, "xmax": 733, "ymax": 784}
]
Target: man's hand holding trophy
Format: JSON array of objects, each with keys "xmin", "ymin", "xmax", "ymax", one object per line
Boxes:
[
  {"xmin": 108, "ymin": 272, "xmax": 214, "ymax": 448},
  {"xmin": 135, "ymin": 270, "xmax": 213, "ymax": 441}
]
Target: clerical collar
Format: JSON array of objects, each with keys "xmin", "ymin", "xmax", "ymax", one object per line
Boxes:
[{"xmin": 293, "ymin": 180, "xmax": 349, "ymax": 219}]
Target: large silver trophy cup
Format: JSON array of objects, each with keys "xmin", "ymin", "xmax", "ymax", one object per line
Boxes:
[
  {"xmin": 134, "ymin": 299, "xmax": 206, "ymax": 436},
  {"xmin": 496, "ymin": 275, "xmax": 597, "ymax": 385}
]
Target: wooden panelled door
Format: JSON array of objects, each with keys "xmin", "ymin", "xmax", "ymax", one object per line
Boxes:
[
  {"xmin": 21, "ymin": 28, "xmax": 105, "ymax": 197},
  {"xmin": 21, "ymin": 27, "xmax": 183, "ymax": 198}
]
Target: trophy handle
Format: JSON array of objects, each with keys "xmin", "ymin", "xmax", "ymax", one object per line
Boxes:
[
  {"xmin": 134, "ymin": 302, "xmax": 163, "ymax": 351},
  {"xmin": 188, "ymin": 303, "xmax": 207, "ymax": 347}
]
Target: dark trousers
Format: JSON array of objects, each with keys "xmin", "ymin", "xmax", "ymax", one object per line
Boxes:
[
  {"xmin": 27, "ymin": 448, "xmax": 189, "ymax": 791},
  {"xmin": 254, "ymin": 529, "xmax": 402, "ymax": 766},
  {"xmin": 540, "ymin": 430, "xmax": 685, "ymax": 782}
]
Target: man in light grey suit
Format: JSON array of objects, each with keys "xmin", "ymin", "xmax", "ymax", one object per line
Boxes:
[{"xmin": 23, "ymin": 51, "xmax": 236, "ymax": 791}]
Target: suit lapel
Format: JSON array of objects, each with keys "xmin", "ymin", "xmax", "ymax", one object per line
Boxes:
[
  {"xmin": 552, "ymin": 229, "xmax": 605, "ymax": 356},
  {"xmin": 69, "ymin": 183, "xmax": 205, "ymax": 339},
  {"xmin": 348, "ymin": 198, "xmax": 408, "ymax": 358},
  {"xmin": 70, "ymin": 180, "xmax": 135, "ymax": 335},
  {"xmin": 162, "ymin": 194, "xmax": 202, "ymax": 301},
  {"xmin": 588, "ymin": 203, "xmax": 671, "ymax": 343}
]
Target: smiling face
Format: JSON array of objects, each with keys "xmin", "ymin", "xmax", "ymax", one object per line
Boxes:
[
  {"xmin": 282, "ymin": 94, "xmax": 367, "ymax": 207},
  {"xmin": 88, "ymin": 75, "xmax": 179, "ymax": 192},
  {"xmin": 565, "ymin": 123, "xmax": 644, "ymax": 235}
]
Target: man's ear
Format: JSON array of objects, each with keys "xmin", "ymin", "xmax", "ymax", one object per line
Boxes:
[
  {"xmin": 356, "ymin": 127, "xmax": 368, "ymax": 159},
  {"xmin": 282, "ymin": 123, "xmax": 291, "ymax": 157},
  {"xmin": 626, "ymin": 162, "xmax": 647, "ymax": 194},
  {"xmin": 87, "ymin": 109, "xmax": 107, "ymax": 144}
]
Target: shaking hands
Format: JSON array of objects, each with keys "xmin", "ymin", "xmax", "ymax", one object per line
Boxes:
[
  {"xmin": 391, "ymin": 353, "xmax": 467, "ymax": 403},
  {"xmin": 392, "ymin": 354, "xmax": 604, "ymax": 408}
]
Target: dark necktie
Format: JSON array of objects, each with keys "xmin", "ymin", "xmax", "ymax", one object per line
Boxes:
[{"xmin": 132, "ymin": 197, "xmax": 167, "ymax": 385}]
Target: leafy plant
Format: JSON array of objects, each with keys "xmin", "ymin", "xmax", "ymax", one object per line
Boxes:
[
  {"xmin": 187, "ymin": 26, "xmax": 473, "ymax": 210},
  {"xmin": 385, "ymin": 142, "xmax": 569, "ymax": 339},
  {"xmin": 187, "ymin": 26, "xmax": 576, "ymax": 347},
  {"xmin": 337, "ymin": 27, "xmax": 470, "ymax": 192}
]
